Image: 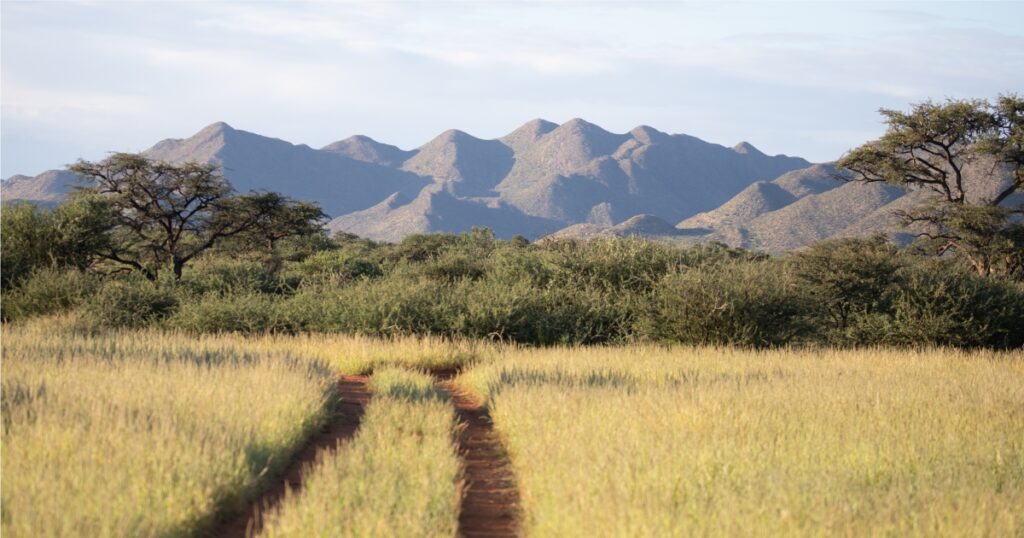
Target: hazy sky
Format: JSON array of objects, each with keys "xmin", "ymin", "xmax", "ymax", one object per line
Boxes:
[{"xmin": 3, "ymin": 1, "xmax": 1022, "ymax": 177}]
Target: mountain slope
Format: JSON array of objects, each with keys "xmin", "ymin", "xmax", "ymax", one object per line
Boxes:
[
  {"xmin": 735, "ymin": 181, "xmax": 906, "ymax": 252},
  {"xmin": 678, "ymin": 164, "xmax": 843, "ymax": 231},
  {"xmin": 3, "ymin": 119, "xmax": 814, "ymax": 243},
  {"xmin": 321, "ymin": 135, "xmax": 415, "ymax": 167},
  {"xmin": 495, "ymin": 119, "xmax": 810, "ymax": 224},
  {"xmin": 143, "ymin": 122, "xmax": 429, "ymax": 218},
  {"xmin": 0, "ymin": 170, "xmax": 84, "ymax": 205},
  {"xmin": 326, "ymin": 184, "xmax": 558, "ymax": 242}
]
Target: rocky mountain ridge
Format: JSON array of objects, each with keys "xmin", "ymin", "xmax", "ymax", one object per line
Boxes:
[{"xmin": 3, "ymin": 120, "xmax": 813, "ymax": 244}]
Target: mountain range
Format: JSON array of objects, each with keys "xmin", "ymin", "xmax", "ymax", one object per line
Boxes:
[{"xmin": 4, "ymin": 120, "xmax": 1018, "ymax": 252}]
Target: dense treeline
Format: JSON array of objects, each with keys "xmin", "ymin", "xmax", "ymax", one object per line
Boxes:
[{"xmin": 2, "ymin": 206, "xmax": 1022, "ymax": 348}]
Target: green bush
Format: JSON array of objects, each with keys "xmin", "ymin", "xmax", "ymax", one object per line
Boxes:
[
  {"xmin": 296, "ymin": 248, "xmax": 383, "ymax": 279},
  {"xmin": 178, "ymin": 258, "xmax": 288, "ymax": 296},
  {"xmin": 1, "ymin": 268, "xmax": 100, "ymax": 322},
  {"xmin": 0, "ymin": 196, "xmax": 115, "ymax": 290},
  {"xmin": 285, "ymin": 277, "xmax": 462, "ymax": 336},
  {"xmin": 640, "ymin": 260, "xmax": 815, "ymax": 347},
  {"xmin": 856, "ymin": 260, "xmax": 1024, "ymax": 348},
  {"xmin": 83, "ymin": 277, "xmax": 178, "ymax": 329},
  {"xmin": 450, "ymin": 278, "xmax": 629, "ymax": 344},
  {"xmin": 166, "ymin": 293, "xmax": 294, "ymax": 333},
  {"xmin": 790, "ymin": 236, "xmax": 903, "ymax": 342}
]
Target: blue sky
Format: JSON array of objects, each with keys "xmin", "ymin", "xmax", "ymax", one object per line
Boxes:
[{"xmin": 2, "ymin": 1, "xmax": 1022, "ymax": 177}]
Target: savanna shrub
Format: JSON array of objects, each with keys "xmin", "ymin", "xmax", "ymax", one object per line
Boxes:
[
  {"xmin": 166, "ymin": 293, "xmax": 295, "ymax": 333},
  {"xmin": 83, "ymin": 277, "xmax": 178, "ymax": 329},
  {"xmin": 295, "ymin": 249, "xmax": 384, "ymax": 282},
  {"xmin": 1, "ymin": 267, "xmax": 99, "ymax": 322},
  {"xmin": 640, "ymin": 260, "xmax": 814, "ymax": 347},
  {"xmin": 452, "ymin": 278, "xmax": 629, "ymax": 344},
  {"xmin": 416, "ymin": 250, "xmax": 489, "ymax": 282},
  {"xmin": 288, "ymin": 277, "xmax": 462, "ymax": 335},
  {"xmin": 789, "ymin": 236, "xmax": 903, "ymax": 342},
  {"xmin": 857, "ymin": 260, "xmax": 1024, "ymax": 348},
  {"xmin": 178, "ymin": 258, "xmax": 286, "ymax": 296}
]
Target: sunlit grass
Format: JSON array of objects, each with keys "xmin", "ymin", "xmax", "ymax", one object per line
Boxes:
[
  {"xmin": 0, "ymin": 321, "xmax": 336, "ymax": 538},
  {"xmin": 259, "ymin": 367, "xmax": 461, "ymax": 537},
  {"xmin": 233, "ymin": 332, "xmax": 501, "ymax": 375},
  {"xmin": 457, "ymin": 346, "xmax": 1024, "ymax": 537}
]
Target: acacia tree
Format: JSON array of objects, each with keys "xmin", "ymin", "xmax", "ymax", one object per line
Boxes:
[
  {"xmin": 837, "ymin": 95, "xmax": 1023, "ymax": 277},
  {"xmin": 230, "ymin": 192, "xmax": 327, "ymax": 273},
  {"xmin": 70, "ymin": 153, "xmax": 326, "ymax": 280}
]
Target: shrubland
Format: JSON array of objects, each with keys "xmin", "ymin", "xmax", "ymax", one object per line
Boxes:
[{"xmin": 3, "ymin": 208, "xmax": 1023, "ymax": 348}]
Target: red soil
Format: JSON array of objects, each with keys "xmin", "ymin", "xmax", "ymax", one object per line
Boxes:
[
  {"xmin": 214, "ymin": 375, "xmax": 371, "ymax": 538},
  {"xmin": 437, "ymin": 378, "xmax": 521, "ymax": 538}
]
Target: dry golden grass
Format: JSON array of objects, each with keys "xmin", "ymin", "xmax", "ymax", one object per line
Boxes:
[
  {"xmin": 457, "ymin": 346, "xmax": 1024, "ymax": 537},
  {"xmin": 6, "ymin": 315, "xmax": 1022, "ymax": 537},
  {"xmin": 259, "ymin": 367, "xmax": 461, "ymax": 537},
  {"xmin": 1, "ymin": 319, "xmax": 473, "ymax": 537},
  {"xmin": 1, "ymin": 321, "xmax": 335, "ymax": 538}
]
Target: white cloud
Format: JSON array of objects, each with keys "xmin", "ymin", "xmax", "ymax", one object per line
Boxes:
[
  {"xmin": 3, "ymin": 1, "xmax": 1023, "ymax": 175},
  {"xmin": 2, "ymin": 79, "xmax": 155, "ymax": 129}
]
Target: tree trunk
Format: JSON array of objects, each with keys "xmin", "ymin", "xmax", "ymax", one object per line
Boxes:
[{"xmin": 172, "ymin": 258, "xmax": 186, "ymax": 280}]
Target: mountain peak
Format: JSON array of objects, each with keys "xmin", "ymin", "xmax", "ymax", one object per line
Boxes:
[
  {"xmin": 197, "ymin": 121, "xmax": 235, "ymax": 136},
  {"xmin": 507, "ymin": 118, "xmax": 558, "ymax": 138},
  {"xmin": 428, "ymin": 129, "xmax": 480, "ymax": 146},
  {"xmin": 560, "ymin": 117, "xmax": 602, "ymax": 132},
  {"xmin": 630, "ymin": 125, "xmax": 668, "ymax": 144},
  {"xmin": 522, "ymin": 118, "xmax": 558, "ymax": 132},
  {"xmin": 500, "ymin": 118, "xmax": 559, "ymax": 149},
  {"xmin": 322, "ymin": 135, "xmax": 414, "ymax": 167},
  {"xmin": 732, "ymin": 141, "xmax": 764, "ymax": 156}
]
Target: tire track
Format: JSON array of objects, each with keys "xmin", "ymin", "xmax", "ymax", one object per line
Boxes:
[
  {"xmin": 434, "ymin": 369, "xmax": 521, "ymax": 538},
  {"xmin": 215, "ymin": 374, "xmax": 371, "ymax": 538}
]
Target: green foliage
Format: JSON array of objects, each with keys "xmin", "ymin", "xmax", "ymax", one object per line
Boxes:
[
  {"xmin": 4, "ymin": 221, "xmax": 1022, "ymax": 348},
  {"xmin": 838, "ymin": 95, "xmax": 1024, "ymax": 278},
  {"xmin": 454, "ymin": 278, "xmax": 630, "ymax": 344},
  {"xmin": 790, "ymin": 236, "xmax": 903, "ymax": 340},
  {"xmin": 167, "ymin": 293, "xmax": 293, "ymax": 333},
  {"xmin": 859, "ymin": 260, "xmax": 1024, "ymax": 348},
  {"xmin": 1, "ymin": 268, "xmax": 100, "ymax": 322},
  {"xmin": 69, "ymin": 153, "xmax": 326, "ymax": 279},
  {"xmin": 1, "ymin": 203, "xmax": 53, "ymax": 289},
  {"xmin": 0, "ymin": 195, "xmax": 115, "ymax": 289},
  {"xmin": 838, "ymin": 98, "xmax": 995, "ymax": 202},
  {"xmin": 83, "ymin": 277, "xmax": 178, "ymax": 329},
  {"xmin": 177, "ymin": 257, "xmax": 290, "ymax": 296},
  {"xmin": 640, "ymin": 260, "xmax": 814, "ymax": 347}
]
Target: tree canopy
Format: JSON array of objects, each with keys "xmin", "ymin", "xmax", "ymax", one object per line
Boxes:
[
  {"xmin": 837, "ymin": 95, "xmax": 1023, "ymax": 277},
  {"xmin": 69, "ymin": 153, "xmax": 326, "ymax": 279}
]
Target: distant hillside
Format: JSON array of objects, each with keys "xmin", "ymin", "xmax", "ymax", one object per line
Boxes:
[
  {"xmin": 549, "ymin": 159, "xmax": 1020, "ymax": 252},
  {"xmin": 1, "ymin": 170, "xmax": 85, "ymax": 205},
  {"xmin": 546, "ymin": 214, "xmax": 705, "ymax": 243},
  {"xmin": 2, "ymin": 120, "xmax": 811, "ymax": 243}
]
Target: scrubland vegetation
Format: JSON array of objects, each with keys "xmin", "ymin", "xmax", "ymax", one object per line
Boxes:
[
  {"xmin": 457, "ymin": 346, "xmax": 1024, "ymax": 537},
  {"xmin": 3, "ymin": 223, "xmax": 1023, "ymax": 349},
  {"xmin": 260, "ymin": 368, "xmax": 460, "ymax": 537}
]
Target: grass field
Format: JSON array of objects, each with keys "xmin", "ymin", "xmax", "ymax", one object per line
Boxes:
[
  {"xmin": 0, "ymin": 322, "xmax": 335, "ymax": 537},
  {"xmin": 3, "ymin": 317, "xmax": 1022, "ymax": 537},
  {"xmin": 457, "ymin": 346, "xmax": 1024, "ymax": 536},
  {"xmin": 259, "ymin": 367, "xmax": 461, "ymax": 537}
]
